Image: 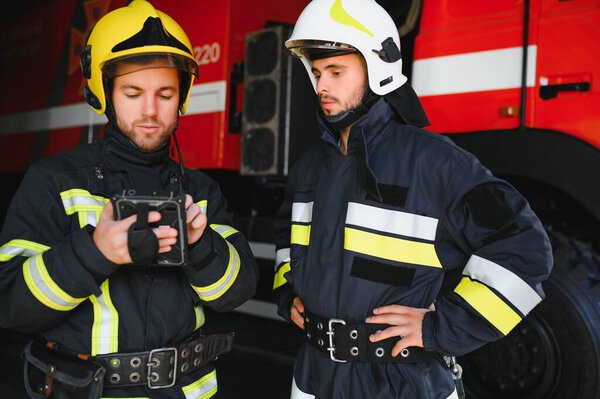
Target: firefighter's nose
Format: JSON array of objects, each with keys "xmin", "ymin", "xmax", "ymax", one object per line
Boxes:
[{"xmin": 142, "ymin": 96, "xmax": 158, "ymax": 116}]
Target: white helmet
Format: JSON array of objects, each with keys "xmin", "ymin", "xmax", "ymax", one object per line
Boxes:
[{"xmin": 285, "ymin": 0, "xmax": 406, "ymax": 96}]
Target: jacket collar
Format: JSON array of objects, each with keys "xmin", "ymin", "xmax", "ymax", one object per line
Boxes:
[
  {"xmin": 318, "ymin": 98, "xmax": 394, "ymax": 154},
  {"xmin": 102, "ymin": 122, "xmax": 171, "ymax": 170}
]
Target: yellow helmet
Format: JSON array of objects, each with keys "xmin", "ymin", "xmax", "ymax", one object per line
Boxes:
[{"xmin": 80, "ymin": 0, "xmax": 198, "ymax": 115}]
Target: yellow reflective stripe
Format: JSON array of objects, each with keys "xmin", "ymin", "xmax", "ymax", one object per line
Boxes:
[
  {"xmin": 196, "ymin": 200, "xmax": 208, "ymax": 215},
  {"xmin": 210, "ymin": 224, "xmax": 239, "ymax": 239},
  {"xmin": 273, "ymin": 262, "xmax": 291, "ymax": 290},
  {"xmin": 90, "ymin": 280, "xmax": 119, "ymax": 355},
  {"xmin": 291, "ymin": 224, "xmax": 311, "ymax": 246},
  {"xmin": 330, "ymin": 0, "xmax": 374, "ymax": 37},
  {"xmin": 182, "ymin": 369, "xmax": 218, "ymax": 399},
  {"xmin": 192, "ymin": 241, "xmax": 240, "ymax": 301},
  {"xmin": 454, "ymin": 277, "xmax": 522, "ymax": 336},
  {"xmin": 194, "ymin": 304, "xmax": 205, "ymax": 331},
  {"xmin": 464, "ymin": 255, "xmax": 542, "ymax": 315},
  {"xmin": 60, "ymin": 189, "xmax": 108, "ymax": 215},
  {"xmin": 22, "ymin": 254, "xmax": 85, "ymax": 311},
  {"xmin": 344, "ymin": 227, "xmax": 442, "ymax": 268},
  {"xmin": 0, "ymin": 239, "xmax": 49, "ymax": 262}
]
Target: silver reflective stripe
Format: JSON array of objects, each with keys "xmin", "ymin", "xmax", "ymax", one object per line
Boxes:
[
  {"xmin": 446, "ymin": 388, "xmax": 459, "ymax": 399},
  {"xmin": 292, "ymin": 202, "xmax": 313, "ymax": 223},
  {"xmin": 275, "ymin": 248, "xmax": 291, "ymax": 270},
  {"xmin": 0, "ymin": 239, "xmax": 49, "ymax": 261},
  {"xmin": 464, "ymin": 255, "xmax": 542, "ymax": 315},
  {"xmin": 182, "ymin": 369, "xmax": 217, "ymax": 399},
  {"xmin": 210, "ymin": 224, "xmax": 239, "ymax": 238},
  {"xmin": 90, "ymin": 280, "xmax": 119, "ymax": 355},
  {"xmin": 346, "ymin": 202, "xmax": 438, "ymax": 241},
  {"xmin": 23, "ymin": 255, "xmax": 82, "ymax": 311},
  {"xmin": 290, "ymin": 377, "xmax": 315, "ymax": 399},
  {"xmin": 60, "ymin": 189, "xmax": 107, "ymax": 214},
  {"xmin": 196, "ymin": 200, "xmax": 208, "ymax": 215},
  {"xmin": 193, "ymin": 241, "xmax": 240, "ymax": 301}
]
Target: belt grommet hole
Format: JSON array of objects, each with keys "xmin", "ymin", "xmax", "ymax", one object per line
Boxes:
[
  {"xmin": 350, "ymin": 347, "xmax": 359, "ymax": 356},
  {"xmin": 317, "ymin": 338, "xmax": 324, "ymax": 347},
  {"xmin": 349, "ymin": 330, "xmax": 358, "ymax": 339},
  {"xmin": 129, "ymin": 357, "xmax": 142, "ymax": 368},
  {"xmin": 109, "ymin": 373, "xmax": 120, "ymax": 384},
  {"xmin": 375, "ymin": 347, "xmax": 385, "ymax": 358},
  {"xmin": 401, "ymin": 348, "xmax": 410, "ymax": 358},
  {"xmin": 129, "ymin": 372, "xmax": 141, "ymax": 383}
]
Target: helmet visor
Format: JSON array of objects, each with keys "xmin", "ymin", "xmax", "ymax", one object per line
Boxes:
[
  {"xmin": 102, "ymin": 53, "xmax": 198, "ymax": 79},
  {"xmin": 286, "ymin": 40, "xmax": 357, "ymax": 60}
]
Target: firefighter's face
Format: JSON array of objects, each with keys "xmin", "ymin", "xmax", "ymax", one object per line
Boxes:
[
  {"xmin": 311, "ymin": 53, "xmax": 367, "ymax": 117},
  {"xmin": 111, "ymin": 60, "xmax": 180, "ymax": 152}
]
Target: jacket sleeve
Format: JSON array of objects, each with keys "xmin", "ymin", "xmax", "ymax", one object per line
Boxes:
[
  {"xmin": 0, "ymin": 165, "xmax": 119, "ymax": 334},
  {"xmin": 422, "ymin": 154, "xmax": 553, "ymax": 356},
  {"xmin": 182, "ymin": 179, "xmax": 258, "ymax": 312},
  {"xmin": 271, "ymin": 170, "xmax": 297, "ymax": 323}
]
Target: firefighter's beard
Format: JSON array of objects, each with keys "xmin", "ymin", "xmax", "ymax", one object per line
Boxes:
[
  {"xmin": 319, "ymin": 85, "xmax": 365, "ymax": 117},
  {"xmin": 116, "ymin": 117, "xmax": 175, "ymax": 153}
]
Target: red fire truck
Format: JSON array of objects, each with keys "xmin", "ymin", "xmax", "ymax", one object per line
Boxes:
[{"xmin": 0, "ymin": 1, "xmax": 598, "ymax": 398}]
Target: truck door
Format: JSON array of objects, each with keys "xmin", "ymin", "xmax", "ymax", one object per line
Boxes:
[{"xmin": 533, "ymin": 0, "xmax": 600, "ymax": 148}]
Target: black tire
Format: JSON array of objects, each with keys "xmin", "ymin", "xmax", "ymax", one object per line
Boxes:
[{"xmin": 460, "ymin": 230, "xmax": 600, "ymax": 399}]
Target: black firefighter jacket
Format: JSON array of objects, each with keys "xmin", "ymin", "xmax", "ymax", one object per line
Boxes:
[
  {"xmin": 273, "ymin": 98, "xmax": 553, "ymax": 399},
  {"xmin": 0, "ymin": 124, "xmax": 258, "ymax": 398}
]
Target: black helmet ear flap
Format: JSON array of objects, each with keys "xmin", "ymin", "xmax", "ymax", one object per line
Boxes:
[
  {"xmin": 83, "ymin": 86, "xmax": 101, "ymax": 110},
  {"xmin": 372, "ymin": 37, "xmax": 401, "ymax": 63},
  {"xmin": 80, "ymin": 45, "xmax": 92, "ymax": 79}
]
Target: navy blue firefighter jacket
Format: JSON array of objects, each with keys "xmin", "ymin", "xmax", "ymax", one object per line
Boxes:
[
  {"xmin": 272, "ymin": 98, "xmax": 552, "ymax": 398},
  {"xmin": 0, "ymin": 123, "xmax": 258, "ymax": 398}
]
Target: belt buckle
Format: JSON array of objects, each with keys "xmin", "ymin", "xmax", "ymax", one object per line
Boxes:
[
  {"xmin": 147, "ymin": 347, "xmax": 177, "ymax": 389},
  {"xmin": 326, "ymin": 318, "xmax": 347, "ymax": 363}
]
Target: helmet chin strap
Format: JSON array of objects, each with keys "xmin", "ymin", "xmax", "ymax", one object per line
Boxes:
[{"xmin": 321, "ymin": 88, "xmax": 380, "ymax": 131}]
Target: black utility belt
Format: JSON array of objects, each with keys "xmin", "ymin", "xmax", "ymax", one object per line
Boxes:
[
  {"xmin": 96, "ymin": 332, "xmax": 234, "ymax": 389},
  {"xmin": 303, "ymin": 309, "xmax": 435, "ymax": 363}
]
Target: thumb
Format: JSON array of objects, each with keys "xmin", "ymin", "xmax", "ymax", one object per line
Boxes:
[{"xmin": 100, "ymin": 202, "xmax": 115, "ymax": 221}]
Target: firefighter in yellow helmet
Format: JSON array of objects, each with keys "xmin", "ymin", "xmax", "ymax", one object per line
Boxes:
[
  {"xmin": 0, "ymin": 1, "xmax": 257, "ymax": 397},
  {"xmin": 272, "ymin": 1, "xmax": 552, "ymax": 398}
]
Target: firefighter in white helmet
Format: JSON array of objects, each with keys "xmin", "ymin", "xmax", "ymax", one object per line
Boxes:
[
  {"xmin": 0, "ymin": 1, "xmax": 257, "ymax": 397},
  {"xmin": 273, "ymin": 1, "xmax": 552, "ymax": 398}
]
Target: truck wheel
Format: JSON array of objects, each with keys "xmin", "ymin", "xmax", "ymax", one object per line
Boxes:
[{"xmin": 460, "ymin": 230, "xmax": 600, "ymax": 399}]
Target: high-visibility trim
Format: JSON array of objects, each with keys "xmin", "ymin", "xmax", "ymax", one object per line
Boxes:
[
  {"xmin": 22, "ymin": 254, "xmax": 85, "ymax": 311},
  {"xmin": 102, "ymin": 397, "xmax": 149, "ymax": 399},
  {"xmin": 194, "ymin": 304, "xmax": 205, "ymax": 331},
  {"xmin": 413, "ymin": 46, "xmax": 537, "ymax": 97},
  {"xmin": 292, "ymin": 202, "xmax": 313, "ymax": 223},
  {"xmin": 182, "ymin": 369, "xmax": 218, "ymax": 399},
  {"xmin": 60, "ymin": 189, "xmax": 108, "ymax": 228},
  {"xmin": 346, "ymin": 202, "xmax": 438, "ymax": 241},
  {"xmin": 454, "ymin": 277, "xmax": 521, "ymax": 336},
  {"xmin": 463, "ymin": 255, "xmax": 542, "ymax": 316},
  {"xmin": 196, "ymin": 200, "xmax": 208, "ymax": 215},
  {"xmin": 90, "ymin": 280, "xmax": 119, "ymax": 355},
  {"xmin": 61, "ymin": 189, "xmax": 109, "ymax": 214},
  {"xmin": 344, "ymin": 227, "xmax": 442, "ymax": 268},
  {"xmin": 192, "ymin": 241, "xmax": 240, "ymax": 301},
  {"xmin": 210, "ymin": 224, "xmax": 239, "ymax": 239},
  {"xmin": 0, "ymin": 239, "xmax": 49, "ymax": 262},
  {"xmin": 273, "ymin": 262, "xmax": 291, "ymax": 290},
  {"xmin": 275, "ymin": 248, "xmax": 291, "ymax": 269},
  {"xmin": 291, "ymin": 224, "xmax": 311, "ymax": 246},
  {"xmin": 330, "ymin": 0, "xmax": 374, "ymax": 37}
]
